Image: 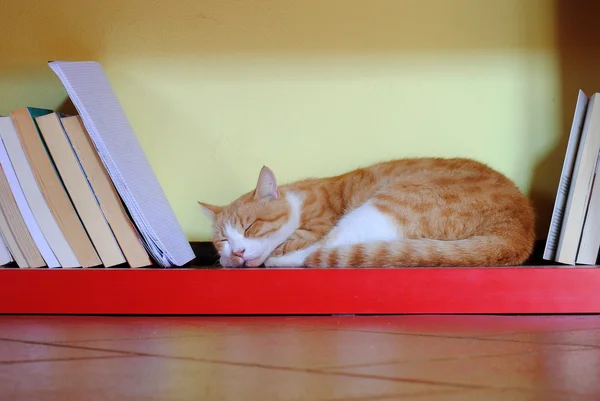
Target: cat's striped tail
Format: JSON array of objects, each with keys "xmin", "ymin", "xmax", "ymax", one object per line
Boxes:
[{"xmin": 304, "ymin": 235, "xmax": 534, "ymax": 267}]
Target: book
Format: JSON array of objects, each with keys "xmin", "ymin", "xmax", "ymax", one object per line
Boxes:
[
  {"xmin": 577, "ymin": 152, "xmax": 600, "ymax": 264},
  {"xmin": 0, "ymin": 179, "xmax": 28, "ymax": 268},
  {"xmin": 0, "ymin": 163, "xmax": 45, "ymax": 267},
  {"xmin": 49, "ymin": 61, "xmax": 194, "ymax": 267},
  {"xmin": 0, "ymin": 231, "xmax": 12, "ymax": 266},
  {"xmin": 61, "ymin": 115, "xmax": 151, "ymax": 268},
  {"xmin": 10, "ymin": 107, "xmax": 101, "ymax": 268},
  {"xmin": 0, "ymin": 116, "xmax": 78, "ymax": 267},
  {"xmin": 0, "ymin": 128, "xmax": 59, "ymax": 268},
  {"xmin": 36, "ymin": 113, "xmax": 126, "ymax": 267},
  {"xmin": 555, "ymin": 93, "xmax": 600, "ymax": 265},
  {"xmin": 544, "ymin": 90, "xmax": 590, "ymax": 261}
]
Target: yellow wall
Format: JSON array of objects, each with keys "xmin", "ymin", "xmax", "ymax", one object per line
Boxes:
[{"xmin": 1, "ymin": 0, "xmax": 598, "ymax": 241}]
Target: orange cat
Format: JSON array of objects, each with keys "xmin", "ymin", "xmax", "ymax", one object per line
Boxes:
[{"xmin": 198, "ymin": 157, "xmax": 535, "ymax": 268}]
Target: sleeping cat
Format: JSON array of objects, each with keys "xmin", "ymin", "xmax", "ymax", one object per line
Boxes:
[{"xmin": 198, "ymin": 157, "xmax": 536, "ymax": 268}]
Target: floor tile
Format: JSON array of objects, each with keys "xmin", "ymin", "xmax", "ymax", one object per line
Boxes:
[
  {"xmin": 329, "ymin": 346, "xmax": 600, "ymax": 397},
  {"xmin": 348, "ymin": 389, "xmax": 596, "ymax": 401},
  {"xmin": 0, "ymin": 316, "xmax": 312, "ymax": 343},
  {"xmin": 0, "ymin": 356, "xmax": 461, "ymax": 401},
  {"xmin": 488, "ymin": 328, "xmax": 600, "ymax": 347},
  {"xmin": 2, "ymin": 315, "xmax": 599, "ymax": 400},
  {"xmin": 65, "ymin": 328, "xmax": 586, "ymax": 370},
  {"xmin": 271, "ymin": 315, "xmax": 600, "ymax": 337},
  {"xmin": 5, "ymin": 315, "xmax": 600, "ymax": 344},
  {"xmin": 0, "ymin": 339, "xmax": 122, "ymax": 363}
]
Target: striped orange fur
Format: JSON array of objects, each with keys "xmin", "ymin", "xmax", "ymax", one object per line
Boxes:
[{"xmin": 198, "ymin": 157, "xmax": 535, "ymax": 268}]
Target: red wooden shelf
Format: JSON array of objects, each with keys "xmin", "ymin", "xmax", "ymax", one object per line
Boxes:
[{"xmin": 1, "ymin": 266, "xmax": 599, "ymax": 315}]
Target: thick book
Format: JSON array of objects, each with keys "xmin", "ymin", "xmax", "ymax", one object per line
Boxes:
[
  {"xmin": 0, "ymin": 116, "xmax": 76, "ymax": 267},
  {"xmin": 0, "ymin": 163, "xmax": 45, "ymax": 267},
  {"xmin": 0, "ymin": 177, "xmax": 28, "ymax": 268},
  {"xmin": 61, "ymin": 116, "xmax": 151, "ymax": 268},
  {"xmin": 10, "ymin": 107, "xmax": 101, "ymax": 268},
  {"xmin": 0, "ymin": 231, "xmax": 12, "ymax": 266},
  {"xmin": 555, "ymin": 93, "xmax": 600, "ymax": 265},
  {"xmin": 36, "ymin": 113, "xmax": 126, "ymax": 267},
  {"xmin": 544, "ymin": 90, "xmax": 589, "ymax": 261},
  {"xmin": 48, "ymin": 61, "xmax": 194, "ymax": 267}
]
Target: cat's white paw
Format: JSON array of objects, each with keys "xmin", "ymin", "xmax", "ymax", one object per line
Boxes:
[
  {"xmin": 264, "ymin": 244, "xmax": 320, "ymax": 267},
  {"xmin": 264, "ymin": 254, "xmax": 303, "ymax": 267},
  {"xmin": 264, "ymin": 256, "xmax": 283, "ymax": 267}
]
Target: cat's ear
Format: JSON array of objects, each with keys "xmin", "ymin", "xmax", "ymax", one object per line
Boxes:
[
  {"xmin": 197, "ymin": 201, "xmax": 223, "ymax": 221},
  {"xmin": 254, "ymin": 166, "xmax": 280, "ymax": 200}
]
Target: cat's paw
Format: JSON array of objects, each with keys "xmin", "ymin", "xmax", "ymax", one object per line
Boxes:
[
  {"xmin": 264, "ymin": 256, "xmax": 283, "ymax": 267},
  {"xmin": 264, "ymin": 253, "xmax": 305, "ymax": 268},
  {"xmin": 264, "ymin": 244, "xmax": 319, "ymax": 267}
]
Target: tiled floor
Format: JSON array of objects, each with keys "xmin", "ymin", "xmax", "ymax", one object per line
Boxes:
[{"xmin": 1, "ymin": 315, "xmax": 600, "ymax": 400}]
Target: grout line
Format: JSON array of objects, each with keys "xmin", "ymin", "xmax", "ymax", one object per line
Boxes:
[
  {"xmin": 0, "ymin": 328, "xmax": 321, "ymax": 345},
  {"xmin": 50, "ymin": 328, "xmax": 321, "ymax": 344},
  {"xmin": 320, "ymin": 389, "xmax": 466, "ymax": 401},
  {"xmin": 259, "ymin": 315, "xmax": 600, "ymax": 338},
  {"xmin": 0, "ymin": 354, "xmax": 138, "ymax": 365},
  {"xmin": 305, "ymin": 327, "xmax": 600, "ymax": 349},
  {"xmin": 315, "ymin": 345, "xmax": 589, "ymax": 371},
  {"xmin": 482, "ymin": 325, "xmax": 600, "ymax": 337},
  {"xmin": 0, "ymin": 338, "xmax": 145, "ymax": 357},
  {"xmin": 52, "ymin": 334, "xmax": 233, "ymax": 344}
]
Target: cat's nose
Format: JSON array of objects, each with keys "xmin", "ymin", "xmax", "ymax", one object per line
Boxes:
[{"xmin": 233, "ymin": 249, "xmax": 245, "ymax": 258}]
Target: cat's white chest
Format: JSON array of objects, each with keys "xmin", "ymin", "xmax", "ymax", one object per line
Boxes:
[{"xmin": 324, "ymin": 201, "xmax": 402, "ymax": 248}]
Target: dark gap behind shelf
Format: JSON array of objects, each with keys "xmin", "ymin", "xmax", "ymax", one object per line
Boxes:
[{"xmin": 187, "ymin": 239, "xmax": 560, "ymax": 268}]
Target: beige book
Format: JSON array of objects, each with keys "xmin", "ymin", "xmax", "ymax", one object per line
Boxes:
[
  {"xmin": 10, "ymin": 107, "xmax": 101, "ymax": 268},
  {"xmin": 0, "ymin": 229, "xmax": 12, "ymax": 266},
  {"xmin": 0, "ymin": 193, "xmax": 27, "ymax": 267},
  {"xmin": 0, "ymin": 164, "xmax": 45, "ymax": 267},
  {"xmin": 37, "ymin": 113, "xmax": 126, "ymax": 267},
  {"xmin": 0, "ymin": 211, "xmax": 26, "ymax": 267},
  {"xmin": 61, "ymin": 116, "xmax": 151, "ymax": 268}
]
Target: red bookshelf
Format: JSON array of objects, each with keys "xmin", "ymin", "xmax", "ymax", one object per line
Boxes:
[{"xmin": 2, "ymin": 266, "xmax": 600, "ymax": 315}]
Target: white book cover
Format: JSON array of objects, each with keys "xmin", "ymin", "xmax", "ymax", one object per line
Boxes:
[
  {"xmin": 0, "ymin": 117, "xmax": 77, "ymax": 267},
  {"xmin": 48, "ymin": 61, "xmax": 194, "ymax": 267},
  {"xmin": 544, "ymin": 90, "xmax": 589, "ymax": 261},
  {"xmin": 0, "ymin": 231, "xmax": 13, "ymax": 266}
]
